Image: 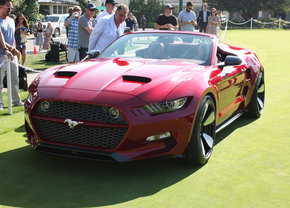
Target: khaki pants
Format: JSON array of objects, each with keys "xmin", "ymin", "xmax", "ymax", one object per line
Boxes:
[{"xmin": 0, "ymin": 55, "xmax": 21, "ymax": 108}]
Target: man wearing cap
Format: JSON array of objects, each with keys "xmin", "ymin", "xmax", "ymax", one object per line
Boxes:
[
  {"xmin": 197, "ymin": 2, "xmax": 210, "ymax": 33},
  {"xmin": 94, "ymin": 0, "xmax": 117, "ymax": 24},
  {"xmin": 178, "ymin": 1, "xmax": 197, "ymax": 31},
  {"xmin": 154, "ymin": 4, "xmax": 178, "ymax": 30},
  {"xmin": 89, "ymin": 4, "xmax": 128, "ymax": 53},
  {"xmin": 78, "ymin": 3, "xmax": 96, "ymax": 60}
]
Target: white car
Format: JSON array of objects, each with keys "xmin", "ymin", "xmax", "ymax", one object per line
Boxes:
[{"xmin": 32, "ymin": 14, "xmax": 69, "ymax": 36}]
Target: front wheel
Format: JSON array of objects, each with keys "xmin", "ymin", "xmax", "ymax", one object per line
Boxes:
[
  {"xmin": 184, "ymin": 95, "xmax": 216, "ymax": 165},
  {"xmin": 248, "ymin": 72, "xmax": 265, "ymax": 118}
]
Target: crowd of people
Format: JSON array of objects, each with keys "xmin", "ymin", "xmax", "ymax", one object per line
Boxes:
[
  {"xmin": 154, "ymin": 1, "xmax": 221, "ymax": 36},
  {"xmin": 0, "ymin": 0, "xmax": 220, "ymax": 111}
]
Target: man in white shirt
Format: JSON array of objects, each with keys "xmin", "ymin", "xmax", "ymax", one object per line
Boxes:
[
  {"xmin": 89, "ymin": 4, "xmax": 128, "ymax": 53},
  {"xmin": 93, "ymin": 0, "xmax": 117, "ymax": 25},
  {"xmin": 178, "ymin": 1, "xmax": 197, "ymax": 31}
]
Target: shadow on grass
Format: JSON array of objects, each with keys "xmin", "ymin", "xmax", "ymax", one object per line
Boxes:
[
  {"xmin": 0, "ymin": 128, "xmax": 200, "ymax": 207},
  {"xmin": 215, "ymin": 113, "xmax": 257, "ymax": 145},
  {"xmin": 0, "ymin": 114, "xmax": 259, "ymax": 207}
]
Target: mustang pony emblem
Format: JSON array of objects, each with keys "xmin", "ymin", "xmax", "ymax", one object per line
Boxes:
[{"xmin": 64, "ymin": 119, "xmax": 83, "ymax": 129}]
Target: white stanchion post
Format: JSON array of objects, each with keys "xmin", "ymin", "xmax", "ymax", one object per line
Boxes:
[
  {"xmin": 279, "ymin": 18, "xmax": 281, "ymax": 30},
  {"xmin": 250, "ymin": 18, "xmax": 252, "ymax": 30},
  {"xmin": 225, "ymin": 20, "xmax": 228, "ymax": 43},
  {"xmin": 6, "ymin": 56, "xmax": 12, "ymax": 115}
]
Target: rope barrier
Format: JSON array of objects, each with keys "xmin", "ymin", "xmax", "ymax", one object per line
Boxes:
[{"xmin": 218, "ymin": 17, "xmax": 287, "ymax": 43}]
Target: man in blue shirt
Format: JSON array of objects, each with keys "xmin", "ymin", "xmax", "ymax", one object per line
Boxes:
[
  {"xmin": 178, "ymin": 1, "xmax": 197, "ymax": 31},
  {"xmin": 64, "ymin": 6, "xmax": 81, "ymax": 63},
  {"xmin": 0, "ymin": 0, "xmax": 23, "ymax": 110}
]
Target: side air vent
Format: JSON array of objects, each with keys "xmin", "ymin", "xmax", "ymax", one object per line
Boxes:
[
  {"xmin": 54, "ymin": 71, "xmax": 77, "ymax": 77},
  {"xmin": 122, "ymin": 75, "xmax": 151, "ymax": 83}
]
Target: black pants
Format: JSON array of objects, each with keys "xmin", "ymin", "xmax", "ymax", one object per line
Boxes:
[
  {"xmin": 79, "ymin": 47, "xmax": 88, "ymax": 61},
  {"xmin": 199, "ymin": 23, "xmax": 208, "ymax": 33}
]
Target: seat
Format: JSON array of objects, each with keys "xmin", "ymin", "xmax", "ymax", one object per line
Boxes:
[
  {"xmin": 198, "ymin": 43, "xmax": 209, "ymax": 61},
  {"xmin": 145, "ymin": 43, "xmax": 169, "ymax": 59}
]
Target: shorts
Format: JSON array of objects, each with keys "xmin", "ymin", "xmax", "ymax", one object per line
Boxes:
[
  {"xmin": 16, "ymin": 41, "xmax": 27, "ymax": 52},
  {"xmin": 68, "ymin": 47, "xmax": 80, "ymax": 63}
]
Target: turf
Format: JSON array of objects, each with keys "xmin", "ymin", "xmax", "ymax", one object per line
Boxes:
[{"xmin": 0, "ymin": 29, "xmax": 290, "ymax": 208}]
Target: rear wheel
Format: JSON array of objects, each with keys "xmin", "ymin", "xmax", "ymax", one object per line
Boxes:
[
  {"xmin": 248, "ymin": 72, "xmax": 265, "ymax": 118},
  {"xmin": 184, "ymin": 95, "xmax": 216, "ymax": 165}
]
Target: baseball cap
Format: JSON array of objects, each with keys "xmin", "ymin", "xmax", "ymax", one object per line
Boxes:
[
  {"xmin": 86, "ymin": 3, "xmax": 96, "ymax": 9},
  {"xmin": 165, "ymin": 4, "xmax": 174, "ymax": 9},
  {"xmin": 106, "ymin": 0, "xmax": 118, "ymax": 5}
]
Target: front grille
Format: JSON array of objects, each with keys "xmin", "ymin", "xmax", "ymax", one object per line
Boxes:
[
  {"xmin": 35, "ymin": 119, "xmax": 128, "ymax": 148},
  {"xmin": 34, "ymin": 101, "xmax": 127, "ymax": 124}
]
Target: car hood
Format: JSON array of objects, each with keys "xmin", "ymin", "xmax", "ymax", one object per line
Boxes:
[{"xmin": 37, "ymin": 58, "xmax": 205, "ymax": 101}]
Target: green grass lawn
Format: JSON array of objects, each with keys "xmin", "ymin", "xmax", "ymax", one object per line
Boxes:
[
  {"xmin": 25, "ymin": 52, "xmax": 67, "ymax": 70},
  {"xmin": 0, "ymin": 29, "xmax": 290, "ymax": 208}
]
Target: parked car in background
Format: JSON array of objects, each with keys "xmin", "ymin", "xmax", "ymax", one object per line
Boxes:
[{"xmin": 31, "ymin": 14, "xmax": 69, "ymax": 36}]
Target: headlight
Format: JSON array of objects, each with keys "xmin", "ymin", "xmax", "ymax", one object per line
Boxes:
[
  {"xmin": 143, "ymin": 97, "xmax": 187, "ymax": 114},
  {"xmin": 26, "ymin": 91, "xmax": 38, "ymax": 104}
]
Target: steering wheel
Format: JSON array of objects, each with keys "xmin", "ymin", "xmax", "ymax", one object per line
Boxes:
[
  {"xmin": 179, "ymin": 54, "xmax": 201, "ymax": 61},
  {"xmin": 191, "ymin": 55, "xmax": 201, "ymax": 61}
]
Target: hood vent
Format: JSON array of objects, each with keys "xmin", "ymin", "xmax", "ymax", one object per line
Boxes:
[
  {"xmin": 54, "ymin": 71, "xmax": 77, "ymax": 78},
  {"xmin": 122, "ymin": 75, "xmax": 151, "ymax": 83}
]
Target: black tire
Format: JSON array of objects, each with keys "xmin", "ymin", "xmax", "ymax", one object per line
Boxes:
[
  {"xmin": 184, "ymin": 95, "xmax": 216, "ymax": 165},
  {"xmin": 54, "ymin": 28, "xmax": 60, "ymax": 36},
  {"xmin": 248, "ymin": 72, "xmax": 265, "ymax": 118}
]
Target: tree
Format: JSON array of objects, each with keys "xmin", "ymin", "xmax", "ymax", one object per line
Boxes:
[
  {"xmin": 77, "ymin": 0, "xmax": 90, "ymax": 15},
  {"xmin": 129, "ymin": 0, "xmax": 164, "ymax": 26},
  {"xmin": 206, "ymin": 0, "xmax": 290, "ymax": 20},
  {"xmin": 12, "ymin": 0, "xmax": 42, "ymax": 28}
]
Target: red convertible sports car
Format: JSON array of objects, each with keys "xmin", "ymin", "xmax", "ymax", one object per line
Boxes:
[{"xmin": 24, "ymin": 31, "xmax": 265, "ymax": 165}]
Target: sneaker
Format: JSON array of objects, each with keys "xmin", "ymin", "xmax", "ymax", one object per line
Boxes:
[
  {"xmin": 0, "ymin": 107, "xmax": 3, "ymax": 110},
  {"xmin": 14, "ymin": 101, "xmax": 24, "ymax": 107}
]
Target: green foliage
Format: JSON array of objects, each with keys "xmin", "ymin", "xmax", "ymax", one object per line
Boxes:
[
  {"xmin": 11, "ymin": 0, "xmax": 43, "ymax": 30},
  {"xmin": 206, "ymin": 0, "xmax": 290, "ymax": 21},
  {"xmin": 78, "ymin": 0, "xmax": 90, "ymax": 16},
  {"xmin": 129, "ymin": 0, "xmax": 164, "ymax": 26},
  {"xmin": 146, "ymin": 21, "xmax": 155, "ymax": 28}
]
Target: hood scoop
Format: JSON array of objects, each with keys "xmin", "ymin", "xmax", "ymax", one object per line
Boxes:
[
  {"xmin": 122, "ymin": 75, "xmax": 151, "ymax": 83},
  {"xmin": 54, "ymin": 71, "xmax": 77, "ymax": 78}
]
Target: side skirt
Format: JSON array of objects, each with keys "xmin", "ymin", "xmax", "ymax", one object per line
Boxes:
[{"xmin": 216, "ymin": 110, "xmax": 245, "ymax": 133}]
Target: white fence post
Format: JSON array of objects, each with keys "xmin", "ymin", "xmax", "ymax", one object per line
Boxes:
[
  {"xmin": 225, "ymin": 19, "xmax": 228, "ymax": 43},
  {"xmin": 6, "ymin": 56, "xmax": 12, "ymax": 115},
  {"xmin": 250, "ymin": 18, "xmax": 252, "ymax": 30}
]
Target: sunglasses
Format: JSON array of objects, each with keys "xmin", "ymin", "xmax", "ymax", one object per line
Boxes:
[
  {"xmin": 89, "ymin": 9, "xmax": 96, "ymax": 12},
  {"xmin": 3, "ymin": 6, "xmax": 14, "ymax": 10},
  {"xmin": 187, "ymin": 7, "xmax": 193, "ymax": 10},
  {"xmin": 74, "ymin": 9, "xmax": 80, "ymax": 11}
]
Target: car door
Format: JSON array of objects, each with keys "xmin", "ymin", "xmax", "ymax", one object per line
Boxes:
[{"xmin": 211, "ymin": 64, "xmax": 246, "ymax": 125}]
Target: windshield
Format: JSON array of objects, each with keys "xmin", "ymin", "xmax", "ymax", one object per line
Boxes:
[
  {"xmin": 99, "ymin": 32, "xmax": 213, "ymax": 66},
  {"xmin": 42, "ymin": 16, "xmax": 59, "ymax": 22}
]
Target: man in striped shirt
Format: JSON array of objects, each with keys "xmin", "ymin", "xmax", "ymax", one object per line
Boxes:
[{"xmin": 64, "ymin": 6, "xmax": 81, "ymax": 63}]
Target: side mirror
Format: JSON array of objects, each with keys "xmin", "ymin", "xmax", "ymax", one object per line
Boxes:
[
  {"xmin": 218, "ymin": 55, "xmax": 242, "ymax": 69},
  {"xmin": 87, "ymin": 50, "xmax": 100, "ymax": 59}
]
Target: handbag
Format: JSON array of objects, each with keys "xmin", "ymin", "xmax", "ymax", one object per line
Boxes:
[{"xmin": 2, "ymin": 65, "xmax": 28, "ymax": 91}]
